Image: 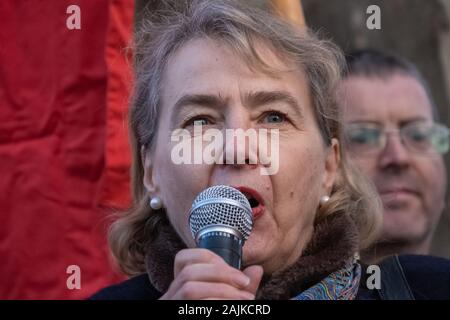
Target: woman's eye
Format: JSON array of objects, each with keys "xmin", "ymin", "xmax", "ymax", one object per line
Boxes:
[
  {"xmin": 184, "ymin": 117, "xmax": 210, "ymax": 127},
  {"xmin": 193, "ymin": 118, "xmax": 209, "ymax": 126},
  {"xmin": 263, "ymin": 112, "xmax": 286, "ymax": 124}
]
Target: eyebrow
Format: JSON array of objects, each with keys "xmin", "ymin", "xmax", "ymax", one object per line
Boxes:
[
  {"xmin": 242, "ymin": 90, "xmax": 304, "ymax": 118},
  {"xmin": 173, "ymin": 94, "xmax": 227, "ymax": 115},
  {"xmin": 171, "ymin": 90, "xmax": 303, "ymax": 124},
  {"xmin": 170, "ymin": 94, "xmax": 225, "ymax": 127},
  {"xmin": 348, "ymin": 117, "xmax": 430, "ymax": 127}
]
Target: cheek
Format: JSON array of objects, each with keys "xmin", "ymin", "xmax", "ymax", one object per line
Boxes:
[
  {"xmin": 296, "ymin": 147, "xmax": 323, "ymax": 201},
  {"xmin": 274, "ymin": 143, "xmax": 324, "ymax": 224},
  {"xmin": 153, "ymin": 145, "xmax": 212, "ymax": 245},
  {"xmin": 417, "ymin": 158, "xmax": 447, "ymax": 200},
  {"xmin": 351, "ymin": 157, "xmax": 377, "ymax": 180}
]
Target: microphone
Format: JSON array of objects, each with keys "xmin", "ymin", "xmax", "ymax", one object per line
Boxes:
[{"xmin": 188, "ymin": 185, "xmax": 253, "ymax": 269}]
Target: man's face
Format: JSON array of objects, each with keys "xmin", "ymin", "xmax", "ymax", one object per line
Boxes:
[{"xmin": 341, "ymin": 73, "xmax": 447, "ymax": 248}]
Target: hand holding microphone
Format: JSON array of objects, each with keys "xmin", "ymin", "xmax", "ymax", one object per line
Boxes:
[{"xmin": 160, "ymin": 186, "xmax": 263, "ymax": 300}]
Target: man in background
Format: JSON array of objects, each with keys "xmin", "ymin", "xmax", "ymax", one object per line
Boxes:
[{"xmin": 339, "ymin": 49, "xmax": 449, "ymax": 262}]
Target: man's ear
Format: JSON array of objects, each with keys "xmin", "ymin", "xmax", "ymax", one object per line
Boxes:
[
  {"xmin": 322, "ymin": 138, "xmax": 340, "ymax": 194},
  {"xmin": 141, "ymin": 145, "xmax": 157, "ymax": 194}
]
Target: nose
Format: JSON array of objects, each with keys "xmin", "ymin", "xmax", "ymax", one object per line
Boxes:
[
  {"xmin": 378, "ymin": 134, "xmax": 411, "ymax": 172},
  {"xmin": 220, "ymin": 111, "xmax": 258, "ymax": 170}
]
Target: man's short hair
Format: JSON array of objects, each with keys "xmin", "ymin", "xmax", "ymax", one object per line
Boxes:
[{"xmin": 344, "ymin": 48, "xmax": 439, "ymax": 121}]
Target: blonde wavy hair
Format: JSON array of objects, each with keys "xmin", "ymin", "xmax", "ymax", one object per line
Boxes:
[{"xmin": 109, "ymin": 0, "xmax": 382, "ymax": 276}]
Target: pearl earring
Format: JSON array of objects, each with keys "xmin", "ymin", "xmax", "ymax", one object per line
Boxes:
[
  {"xmin": 320, "ymin": 195, "xmax": 330, "ymax": 206},
  {"xmin": 150, "ymin": 197, "xmax": 163, "ymax": 210}
]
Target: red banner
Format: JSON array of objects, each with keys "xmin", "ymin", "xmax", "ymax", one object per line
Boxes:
[{"xmin": 0, "ymin": 0, "xmax": 133, "ymax": 299}]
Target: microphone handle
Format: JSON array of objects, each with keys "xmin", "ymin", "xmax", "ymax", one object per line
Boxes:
[{"xmin": 197, "ymin": 232, "xmax": 243, "ymax": 269}]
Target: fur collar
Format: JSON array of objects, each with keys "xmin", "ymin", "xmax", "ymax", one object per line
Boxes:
[{"xmin": 145, "ymin": 212, "xmax": 359, "ymax": 299}]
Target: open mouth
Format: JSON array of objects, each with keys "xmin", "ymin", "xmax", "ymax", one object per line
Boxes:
[
  {"xmin": 232, "ymin": 186, "xmax": 265, "ymax": 219},
  {"xmin": 247, "ymin": 197, "xmax": 260, "ymax": 208}
]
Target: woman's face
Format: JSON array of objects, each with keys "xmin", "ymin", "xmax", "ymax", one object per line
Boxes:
[{"xmin": 143, "ymin": 38, "xmax": 339, "ymax": 274}]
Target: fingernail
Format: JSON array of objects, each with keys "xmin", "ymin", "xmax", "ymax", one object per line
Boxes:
[
  {"xmin": 245, "ymin": 293, "xmax": 255, "ymax": 300},
  {"xmin": 235, "ymin": 275, "xmax": 250, "ymax": 287}
]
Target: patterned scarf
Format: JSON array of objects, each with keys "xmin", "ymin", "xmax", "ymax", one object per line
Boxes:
[{"xmin": 293, "ymin": 261, "xmax": 361, "ymax": 300}]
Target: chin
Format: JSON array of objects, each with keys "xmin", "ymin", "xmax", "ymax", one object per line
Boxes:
[
  {"xmin": 382, "ymin": 219, "xmax": 428, "ymax": 243},
  {"xmin": 242, "ymin": 239, "xmax": 271, "ymax": 267}
]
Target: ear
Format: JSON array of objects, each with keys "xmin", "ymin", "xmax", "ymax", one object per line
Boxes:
[
  {"xmin": 141, "ymin": 145, "xmax": 157, "ymax": 194},
  {"xmin": 322, "ymin": 138, "xmax": 340, "ymax": 194}
]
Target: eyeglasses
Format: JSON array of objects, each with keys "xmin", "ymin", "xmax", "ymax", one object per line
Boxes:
[{"xmin": 344, "ymin": 121, "xmax": 450, "ymax": 156}]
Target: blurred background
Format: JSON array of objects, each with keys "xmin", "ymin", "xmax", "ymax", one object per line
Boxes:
[{"xmin": 0, "ymin": 0, "xmax": 449, "ymax": 299}]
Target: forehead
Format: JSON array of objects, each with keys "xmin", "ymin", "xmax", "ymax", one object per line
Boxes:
[
  {"xmin": 161, "ymin": 37, "xmax": 310, "ymax": 106},
  {"xmin": 341, "ymin": 74, "xmax": 434, "ymax": 124}
]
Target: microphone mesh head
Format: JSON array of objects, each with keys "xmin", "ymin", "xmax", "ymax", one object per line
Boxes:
[{"xmin": 189, "ymin": 185, "xmax": 253, "ymax": 241}]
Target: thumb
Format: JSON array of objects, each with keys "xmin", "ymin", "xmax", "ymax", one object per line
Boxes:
[{"xmin": 242, "ymin": 265, "xmax": 263, "ymax": 296}]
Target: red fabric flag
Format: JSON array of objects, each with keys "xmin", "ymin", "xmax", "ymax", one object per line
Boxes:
[
  {"xmin": 0, "ymin": 0, "xmax": 133, "ymax": 299},
  {"xmin": 97, "ymin": 0, "xmax": 133, "ymax": 209}
]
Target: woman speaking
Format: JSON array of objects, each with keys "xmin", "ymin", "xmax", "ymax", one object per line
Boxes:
[{"xmin": 92, "ymin": 0, "xmax": 450, "ymax": 300}]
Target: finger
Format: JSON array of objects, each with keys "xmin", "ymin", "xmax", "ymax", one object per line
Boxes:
[
  {"xmin": 174, "ymin": 248, "xmax": 226, "ymax": 277},
  {"xmin": 177, "ymin": 263, "xmax": 251, "ymax": 288},
  {"xmin": 165, "ymin": 263, "xmax": 251, "ymax": 298},
  {"xmin": 171, "ymin": 281, "xmax": 256, "ymax": 300},
  {"xmin": 242, "ymin": 265, "xmax": 264, "ymax": 295}
]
